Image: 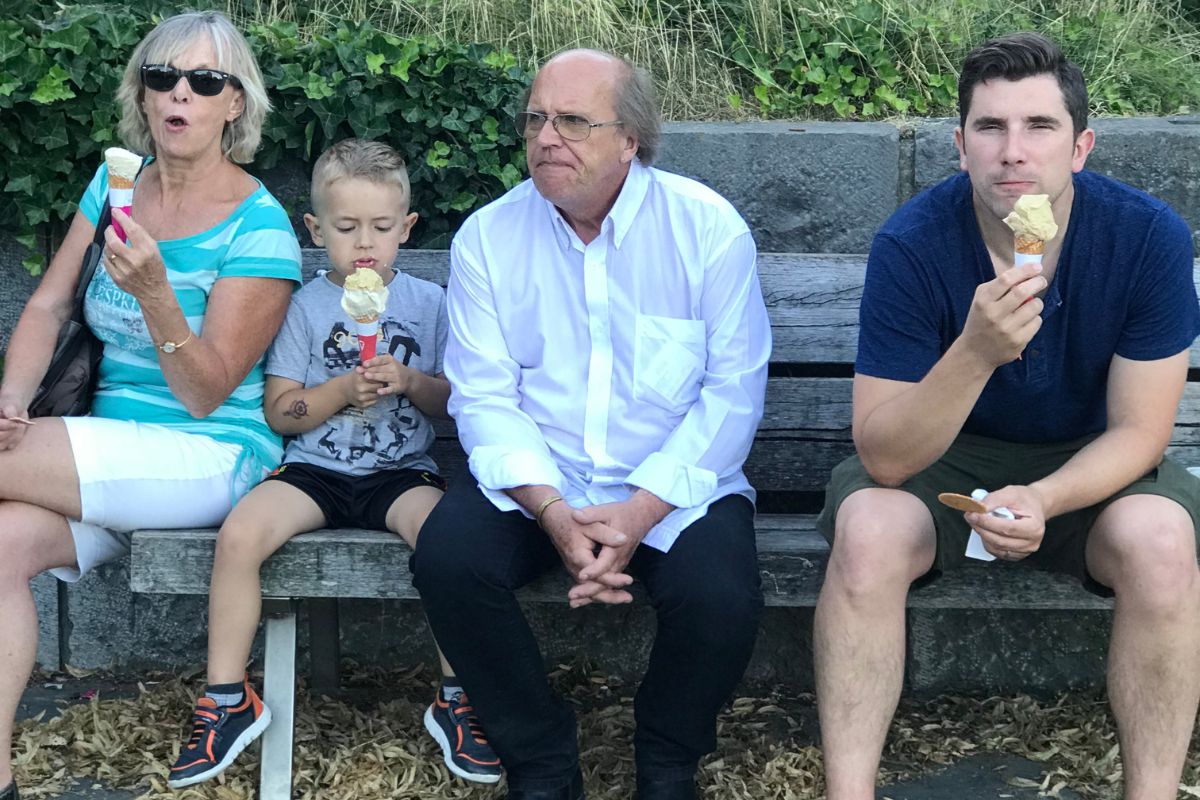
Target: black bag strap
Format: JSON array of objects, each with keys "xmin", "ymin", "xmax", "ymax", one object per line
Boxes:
[{"xmin": 66, "ymin": 204, "xmax": 110, "ymax": 323}]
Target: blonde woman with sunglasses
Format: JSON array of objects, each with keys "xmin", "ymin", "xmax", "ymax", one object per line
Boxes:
[{"xmin": 0, "ymin": 13, "xmax": 301, "ymax": 798}]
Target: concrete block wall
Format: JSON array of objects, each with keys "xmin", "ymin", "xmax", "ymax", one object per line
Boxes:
[
  {"xmin": 4, "ymin": 116, "xmax": 1199, "ymax": 692},
  {"xmin": 243, "ymin": 116, "xmax": 1200, "ymax": 259}
]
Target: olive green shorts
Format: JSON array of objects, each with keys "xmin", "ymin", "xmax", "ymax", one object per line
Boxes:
[{"xmin": 815, "ymin": 433, "xmax": 1200, "ymax": 596}]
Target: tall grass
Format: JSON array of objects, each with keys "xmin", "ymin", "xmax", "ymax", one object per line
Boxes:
[{"xmin": 223, "ymin": 0, "xmax": 1200, "ymax": 119}]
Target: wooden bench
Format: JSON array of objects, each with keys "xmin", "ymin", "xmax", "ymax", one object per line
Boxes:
[{"xmin": 128, "ymin": 249, "xmax": 1200, "ymax": 799}]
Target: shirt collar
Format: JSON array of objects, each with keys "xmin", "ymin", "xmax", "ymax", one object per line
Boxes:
[
  {"xmin": 540, "ymin": 160, "xmax": 652, "ymax": 252},
  {"xmin": 608, "ymin": 160, "xmax": 650, "ymax": 249}
]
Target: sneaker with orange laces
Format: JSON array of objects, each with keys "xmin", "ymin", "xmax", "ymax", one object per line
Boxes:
[
  {"xmin": 423, "ymin": 687, "xmax": 502, "ymax": 783},
  {"xmin": 168, "ymin": 681, "xmax": 272, "ymax": 788}
]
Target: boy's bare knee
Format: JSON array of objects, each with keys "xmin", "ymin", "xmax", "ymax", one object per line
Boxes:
[{"xmin": 214, "ymin": 520, "xmax": 270, "ymax": 566}]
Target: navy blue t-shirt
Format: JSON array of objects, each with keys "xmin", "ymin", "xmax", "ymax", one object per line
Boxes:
[{"xmin": 857, "ymin": 170, "xmax": 1199, "ymax": 443}]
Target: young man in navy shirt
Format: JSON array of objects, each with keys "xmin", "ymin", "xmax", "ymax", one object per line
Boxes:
[{"xmin": 815, "ymin": 32, "xmax": 1200, "ymax": 800}]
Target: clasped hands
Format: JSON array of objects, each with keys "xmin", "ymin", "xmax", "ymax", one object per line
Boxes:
[
  {"xmin": 540, "ymin": 491, "xmax": 673, "ymax": 608},
  {"xmin": 340, "ymin": 355, "xmax": 419, "ymax": 408}
]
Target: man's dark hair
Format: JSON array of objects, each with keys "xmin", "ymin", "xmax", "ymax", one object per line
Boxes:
[{"xmin": 958, "ymin": 32, "xmax": 1088, "ymax": 137}]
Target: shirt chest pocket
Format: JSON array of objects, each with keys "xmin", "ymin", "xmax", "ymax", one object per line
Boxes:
[{"xmin": 633, "ymin": 314, "xmax": 707, "ymax": 414}]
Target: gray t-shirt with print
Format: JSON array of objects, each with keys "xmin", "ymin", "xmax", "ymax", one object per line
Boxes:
[{"xmin": 267, "ymin": 269, "xmax": 447, "ymax": 476}]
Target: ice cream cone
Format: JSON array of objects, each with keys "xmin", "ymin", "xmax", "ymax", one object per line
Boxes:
[
  {"xmin": 107, "ymin": 173, "xmax": 134, "ymax": 191},
  {"xmin": 353, "ymin": 315, "xmax": 379, "ymax": 362},
  {"xmin": 1014, "ymin": 234, "xmax": 1045, "ymax": 255},
  {"xmin": 104, "ymin": 147, "xmax": 141, "ymax": 243}
]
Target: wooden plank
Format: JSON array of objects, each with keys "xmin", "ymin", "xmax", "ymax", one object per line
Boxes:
[
  {"xmin": 303, "ymin": 250, "xmax": 864, "ymax": 364},
  {"xmin": 400, "ymin": 376, "xmax": 1200, "ymax": 494},
  {"xmin": 129, "ymin": 520, "xmax": 1114, "ymax": 610},
  {"xmin": 307, "ymin": 250, "xmax": 1200, "ymax": 366},
  {"xmin": 746, "ymin": 377, "xmax": 1200, "ymax": 492},
  {"xmin": 259, "ymin": 600, "xmax": 297, "ymax": 800}
]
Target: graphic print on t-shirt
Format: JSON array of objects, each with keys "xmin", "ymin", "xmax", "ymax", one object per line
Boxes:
[
  {"xmin": 87, "ymin": 260, "xmax": 154, "ymax": 354},
  {"xmin": 323, "ymin": 322, "xmax": 359, "ymax": 370},
  {"xmin": 313, "ymin": 317, "xmax": 426, "ymax": 467}
]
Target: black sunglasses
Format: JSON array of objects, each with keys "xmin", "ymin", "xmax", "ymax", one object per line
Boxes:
[{"xmin": 140, "ymin": 64, "xmax": 243, "ymax": 97}]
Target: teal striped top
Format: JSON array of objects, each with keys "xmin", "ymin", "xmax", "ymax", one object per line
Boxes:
[{"xmin": 79, "ymin": 163, "xmax": 302, "ymax": 485}]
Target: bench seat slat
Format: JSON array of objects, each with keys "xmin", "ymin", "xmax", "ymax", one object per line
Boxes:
[{"xmin": 129, "ymin": 521, "xmax": 1114, "ymax": 610}]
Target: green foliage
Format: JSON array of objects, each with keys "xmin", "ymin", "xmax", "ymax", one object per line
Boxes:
[
  {"xmin": 724, "ymin": 0, "xmax": 1200, "ymax": 120},
  {"xmin": 0, "ymin": 6, "xmax": 530, "ymax": 272},
  {"xmin": 0, "ymin": 6, "xmax": 134, "ymax": 272},
  {"xmin": 724, "ymin": 3, "xmax": 959, "ymax": 118},
  {"xmin": 248, "ymin": 22, "xmax": 529, "ymax": 247}
]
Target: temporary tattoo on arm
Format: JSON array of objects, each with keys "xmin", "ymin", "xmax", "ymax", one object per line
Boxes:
[{"xmin": 285, "ymin": 399, "xmax": 309, "ymax": 419}]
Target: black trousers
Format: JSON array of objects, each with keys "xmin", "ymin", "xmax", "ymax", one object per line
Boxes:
[{"xmin": 411, "ymin": 477, "xmax": 763, "ymax": 792}]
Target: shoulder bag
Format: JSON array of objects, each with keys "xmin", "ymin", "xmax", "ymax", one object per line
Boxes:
[{"xmin": 28, "ymin": 201, "xmax": 112, "ymax": 418}]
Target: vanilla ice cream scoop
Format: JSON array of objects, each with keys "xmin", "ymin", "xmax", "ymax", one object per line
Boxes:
[
  {"xmin": 1003, "ymin": 194, "xmax": 1059, "ymax": 245},
  {"xmin": 341, "ymin": 267, "xmax": 388, "ymax": 321},
  {"xmin": 104, "ymin": 147, "xmax": 141, "ymax": 189}
]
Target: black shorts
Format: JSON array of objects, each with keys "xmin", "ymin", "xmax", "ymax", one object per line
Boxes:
[{"xmin": 263, "ymin": 462, "xmax": 447, "ymax": 530}]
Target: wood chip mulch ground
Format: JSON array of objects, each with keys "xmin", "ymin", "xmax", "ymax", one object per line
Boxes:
[{"xmin": 13, "ymin": 663, "xmax": 1200, "ymax": 799}]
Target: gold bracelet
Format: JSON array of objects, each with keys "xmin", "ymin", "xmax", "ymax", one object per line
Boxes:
[
  {"xmin": 534, "ymin": 495, "xmax": 563, "ymax": 529},
  {"xmin": 157, "ymin": 332, "xmax": 193, "ymax": 354}
]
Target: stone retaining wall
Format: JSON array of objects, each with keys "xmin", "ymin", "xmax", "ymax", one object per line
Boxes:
[
  {"xmin": 5, "ymin": 116, "xmax": 1198, "ymax": 692},
  {"xmin": 5, "ymin": 116, "xmax": 1198, "ymax": 337}
]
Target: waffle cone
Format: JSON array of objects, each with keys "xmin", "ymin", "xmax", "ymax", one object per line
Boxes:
[
  {"xmin": 352, "ymin": 313, "xmax": 379, "ymax": 325},
  {"xmin": 108, "ymin": 174, "xmax": 134, "ymax": 190},
  {"xmin": 1014, "ymin": 234, "xmax": 1045, "ymax": 255}
]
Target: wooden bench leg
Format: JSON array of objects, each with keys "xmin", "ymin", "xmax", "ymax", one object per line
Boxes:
[
  {"xmin": 260, "ymin": 599, "xmax": 297, "ymax": 800},
  {"xmin": 307, "ymin": 598, "xmax": 341, "ymax": 695}
]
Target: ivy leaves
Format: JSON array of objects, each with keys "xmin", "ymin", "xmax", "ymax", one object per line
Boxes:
[
  {"xmin": 251, "ymin": 23, "xmax": 529, "ymax": 246},
  {"xmin": 0, "ymin": 7, "xmax": 130, "ymax": 271}
]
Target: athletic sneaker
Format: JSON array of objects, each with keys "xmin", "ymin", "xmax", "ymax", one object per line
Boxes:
[
  {"xmin": 168, "ymin": 682, "xmax": 272, "ymax": 788},
  {"xmin": 423, "ymin": 688, "xmax": 502, "ymax": 783}
]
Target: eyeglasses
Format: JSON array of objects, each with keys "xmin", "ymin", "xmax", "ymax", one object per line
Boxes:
[
  {"xmin": 140, "ymin": 64, "xmax": 243, "ymax": 97},
  {"xmin": 515, "ymin": 111, "xmax": 624, "ymax": 142}
]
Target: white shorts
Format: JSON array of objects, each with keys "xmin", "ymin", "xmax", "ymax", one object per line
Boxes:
[{"xmin": 54, "ymin": 417, "xmax": 253, "ymax": 582}]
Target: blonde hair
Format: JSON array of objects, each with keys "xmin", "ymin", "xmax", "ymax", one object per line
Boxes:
[
  {"xmin": 310, "ymin": 139, "xmax": 412, "ymax": 214},
  {"xmin": 116, "ymin": 11, "xmax": 269, "ymax": 164}
]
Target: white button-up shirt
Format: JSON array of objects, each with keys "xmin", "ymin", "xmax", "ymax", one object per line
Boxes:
[{"xmin": 445, "ymin": 160, "xmax": 771, "ymax": 551}]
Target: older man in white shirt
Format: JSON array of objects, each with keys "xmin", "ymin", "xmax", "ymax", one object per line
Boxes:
[{"xmin": 412, "ymin": 49, "xmax": 771, "ymax": 800}]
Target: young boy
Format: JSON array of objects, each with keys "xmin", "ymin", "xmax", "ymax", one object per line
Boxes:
[{"xmin": 168, "ymin": 139, "xmax": 501, "ymax": 788}]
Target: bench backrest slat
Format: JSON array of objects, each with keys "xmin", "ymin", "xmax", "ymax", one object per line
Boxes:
[
  {"xmin": 304, "ymin": 249, "xmax": 1200, "ymax": 501},
  {"xmin": 304, "ymin": 250, "xmax": 1200, "ymax": 366}
]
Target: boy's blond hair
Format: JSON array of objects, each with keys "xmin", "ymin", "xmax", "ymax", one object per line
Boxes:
[{"xmin": 310, "ymin": 139, "xmax": 411, "ymax": 214}]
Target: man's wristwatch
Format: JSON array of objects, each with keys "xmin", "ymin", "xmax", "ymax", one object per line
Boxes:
[{"xmin": 157, "ymin": 332, "xmax": 193, "ymax": 353}]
